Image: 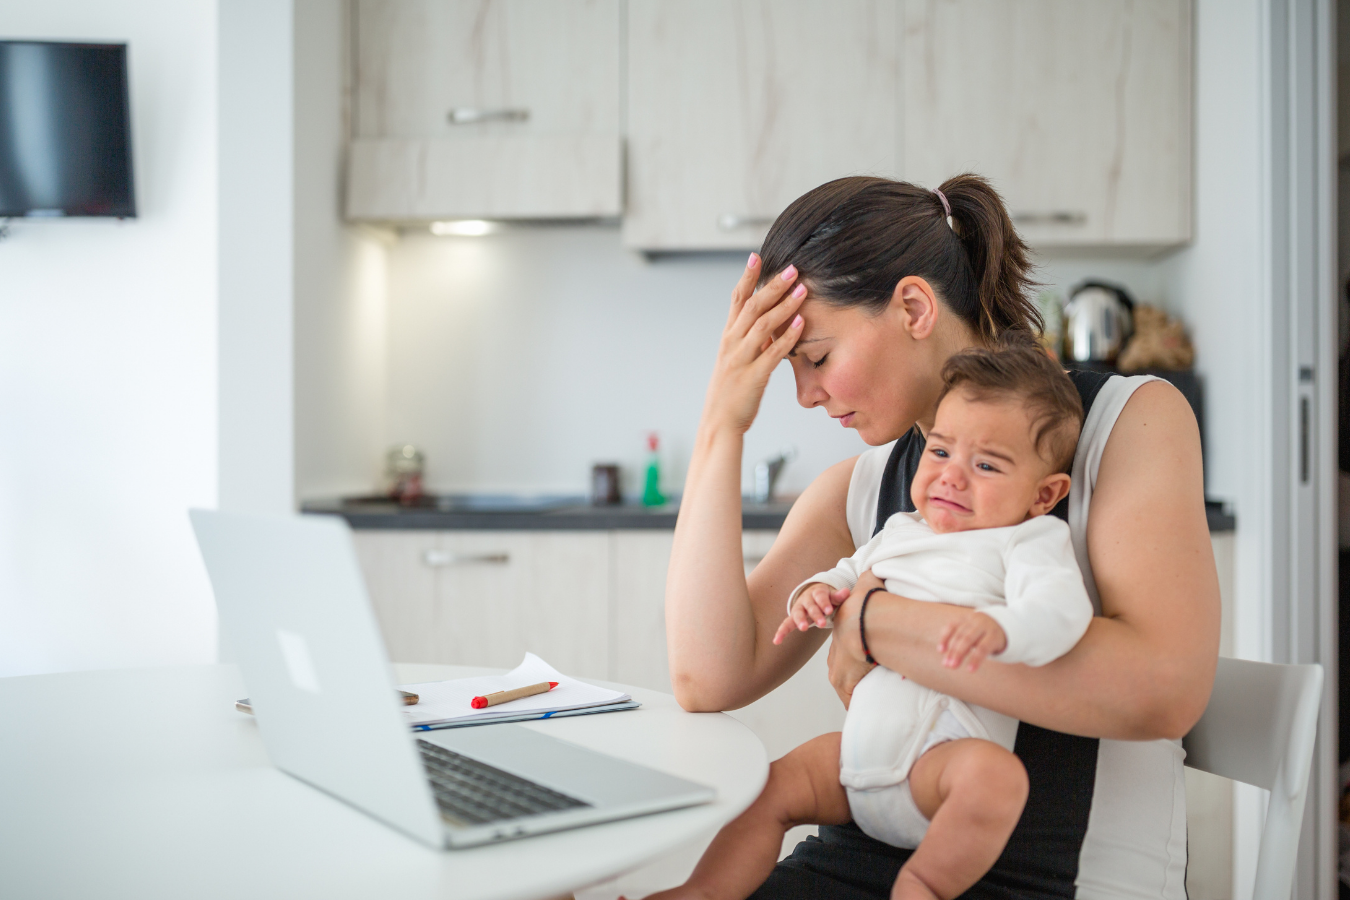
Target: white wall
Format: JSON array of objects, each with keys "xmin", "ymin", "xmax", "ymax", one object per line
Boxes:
[
  {"xmin": 380, "ymin": 227, "xmax": 870, "ymax": 500},
  {"xmin": 1160, "ymin": 0, "xmax": 1265, "ymax": 539},
  {"xmin": 0, "ymin": 0, "xmax": 218, "ymax": 676},
  {"xmin": 218, "ymin": 0, "xmax": 294, "ymax": 514},
  {"xmin": 293, "ymin": 0, "xmax": 390, "ymax": 502}
]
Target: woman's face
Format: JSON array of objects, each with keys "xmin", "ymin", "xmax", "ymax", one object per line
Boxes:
[{"xmin": 784, "ymin": 295, "xmax": 949, "ymax": 445}]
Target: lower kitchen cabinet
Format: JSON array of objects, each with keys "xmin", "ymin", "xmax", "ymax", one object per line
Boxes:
[
  {"xmin": 351, "ymin": 529, "xmax": 439, "ymax": 664},
  {"xmin": 610, "ymin": 530, "xmax": 677, "ymax": 694},
  {"xmin": 353, "ymin": 530, "xmax": 611, "ymax": 680}
]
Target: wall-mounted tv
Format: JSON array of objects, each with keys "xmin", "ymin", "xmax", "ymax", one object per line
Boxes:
[{"xmin": 0, "ymin": 41, "xmax": 135, "ymax": 218}]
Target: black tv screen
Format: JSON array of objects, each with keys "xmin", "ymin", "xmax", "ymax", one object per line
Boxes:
[{"xmin": 0, "ymin": 41, "xmax": 135, "ymax": 218}]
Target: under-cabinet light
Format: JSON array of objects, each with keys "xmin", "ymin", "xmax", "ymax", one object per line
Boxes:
[{"xmin": 430, "ymin": 219, "xmax": 495, "ymax": 237}]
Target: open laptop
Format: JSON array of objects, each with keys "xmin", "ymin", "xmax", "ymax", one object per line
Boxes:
[{"xmin": 190, "ymin": 508, "xmax": 714, "ymax": 849}]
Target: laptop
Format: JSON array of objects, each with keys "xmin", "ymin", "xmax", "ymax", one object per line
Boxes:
[{"xmin": 190, "ymin": 508, "xmax": 714, "ymax": 849}]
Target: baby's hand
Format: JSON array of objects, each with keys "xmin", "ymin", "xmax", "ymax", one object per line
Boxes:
[
  {"xmin": 773, "ymin": 583, "xmax": 851, "ymax": 645},
  {"xmin": 937, "ymin": 611, "xmax": 1007, "ymax": 672}
]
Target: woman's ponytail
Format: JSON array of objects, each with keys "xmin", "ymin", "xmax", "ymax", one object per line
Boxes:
[
  {"xmin": 939, "ymin": 174, "xmax": 1041, "ymax": 343},
  {"xmin": 758, "ymin": 173, "xmax": 1042, "ymax": 345}
]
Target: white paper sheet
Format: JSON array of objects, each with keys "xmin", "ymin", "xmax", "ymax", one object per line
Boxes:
[{"xmin": 398, "ymin": 653, "xmax": 630, "ymax": 728}]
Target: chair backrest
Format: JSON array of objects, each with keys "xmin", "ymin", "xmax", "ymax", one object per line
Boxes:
[{"xmin": 1182, "ymin": 656, "xmax": 1323, "ymax": 900}]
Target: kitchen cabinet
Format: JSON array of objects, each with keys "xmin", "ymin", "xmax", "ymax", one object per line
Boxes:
[
  {"xmin": 623, "ymin": 0, "xmax": 900, "ymax": 251},
  {"xmin": 610, "ymin": 530, "xmax": 676, "ymax": 694},
  {"xmin": 353, "ymin": 529, "xmax": 611, "ymax": 680},
  {"xmin": 901, "ymin": 0, "xmax": 1192, "ymax": 250},
  {"xmin": 346, "ymin": 0, "xmax": 1191, "ymax": 249},
  {"xmin": 346, "ymin": 0, "xmax": 622, "ymax": 221}
]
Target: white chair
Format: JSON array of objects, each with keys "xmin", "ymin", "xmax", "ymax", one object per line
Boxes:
[{"xmin": 1182, "ymin": 656, "xmax": 1324, "ymax": 900}]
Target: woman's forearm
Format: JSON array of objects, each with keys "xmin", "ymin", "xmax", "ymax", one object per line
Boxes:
[
  {"xmin": 849, "ymin": 592, "xmax": 1207, "ymax": 741},
  {"xmin": 665, "ymin": 420, "xmax": 760, "ymax": 710}
]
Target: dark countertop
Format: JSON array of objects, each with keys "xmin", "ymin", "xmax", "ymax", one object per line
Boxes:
[
  {"xmin": 301, "ymin": 496, "xmax": 1236, "ymax": 534},
  {"xmin": 300, "ymin": 496, "xmax": 796, "ymax": 531}
]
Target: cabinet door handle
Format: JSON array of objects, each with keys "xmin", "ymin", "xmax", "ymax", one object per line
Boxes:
[
  {"xmin": 422, "ymin": 549, "xmax": 511, "ymax": 567},
  {"xmin": 1010, "ymin": 211, "xmax": 1088, "ymax": 226},
  {"xmin": 447, "ymin": 107, "xmax": 529, "ymax": 125},
  {"xmin": 717, "ymin": 213, "xmax": 776, "ymax": 231}
]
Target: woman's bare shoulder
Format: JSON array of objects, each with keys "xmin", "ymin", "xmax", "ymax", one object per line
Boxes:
[
  {"xmin": 1091, "ymin": 378, "xmax": 1213, "ymax": 611},
  {"xmin": 1098, "ymin": 379, "xmax": 1203, "ymax": 481}
]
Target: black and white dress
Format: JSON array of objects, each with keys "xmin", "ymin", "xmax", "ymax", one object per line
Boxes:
[{"xmin": 750, "ymin": 370, "xmax": 1187, "ymax": 900}]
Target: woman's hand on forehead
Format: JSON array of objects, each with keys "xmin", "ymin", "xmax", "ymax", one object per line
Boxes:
[{"xmin": 702, "ymin": 254, "xmax": 808, "ymax": 434}]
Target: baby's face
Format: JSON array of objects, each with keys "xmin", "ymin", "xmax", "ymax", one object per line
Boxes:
[{"xmin": 911, "ymin": 389, "xmax": 1067, "ymax": 534}]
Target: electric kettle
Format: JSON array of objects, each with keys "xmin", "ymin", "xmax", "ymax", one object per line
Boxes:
[{"xmin": 1063, "ymin": 281, "xmax": 1135, "ymax": 364}]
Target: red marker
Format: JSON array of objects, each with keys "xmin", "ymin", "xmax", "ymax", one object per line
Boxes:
[{"xmin": 471, "ymin": 681, "xmax": 559, "ymax": 709}]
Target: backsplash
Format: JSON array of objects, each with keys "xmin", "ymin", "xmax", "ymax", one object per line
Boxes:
[
  {"xmin": 297, "ymin": 222, "xmax": 1171, "ymax": 503},
  {"xmin": 381, "ymin": 225, "xmax": 868, "ymax": 500}
]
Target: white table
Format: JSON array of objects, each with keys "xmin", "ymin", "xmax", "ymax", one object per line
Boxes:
[{"xmin": 0, "ymin": 663, "xmax": 768, "ymax": 900}]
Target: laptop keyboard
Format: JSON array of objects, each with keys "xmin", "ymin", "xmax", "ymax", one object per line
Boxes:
[{"xmin": 417, "ymin": 739, "xmax": 592, "ymax": 826}]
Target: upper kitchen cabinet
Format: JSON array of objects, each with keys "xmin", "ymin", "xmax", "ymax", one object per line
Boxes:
[
  {"xmin": 902, "ymin": 0, "xmax": 1192, "ymax": 251},
  {"xmin": 623, "ymin": 0, "xmax": 900, "ymax": 251},
  {"xmin": 346, "ymin": 0, "xmax": 622, "ymax": 221}
]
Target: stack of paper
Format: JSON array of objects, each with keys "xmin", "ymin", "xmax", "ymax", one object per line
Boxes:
[{"xmin": 399, "ymin": 653, "xmax": 638, "ymax": 731}]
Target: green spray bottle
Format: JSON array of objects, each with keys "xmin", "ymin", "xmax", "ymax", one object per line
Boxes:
[{"xmin": 641, "ymin": 432, "xmax": 665, "ymax": 507}]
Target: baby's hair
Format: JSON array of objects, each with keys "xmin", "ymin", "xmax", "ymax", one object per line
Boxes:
[{"xmin": 937, "ymin": 334, "xmax": 1084, "ymax": 473}]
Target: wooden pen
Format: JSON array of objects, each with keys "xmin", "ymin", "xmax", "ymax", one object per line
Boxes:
[{"xmin": 471, "ymin": 681, "xmax": 558, "ymax": 709}]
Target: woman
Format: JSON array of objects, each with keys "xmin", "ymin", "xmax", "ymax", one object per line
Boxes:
[{"xmin": 666, "ymin": 175, "xmax": 1220, "ymax": 899}]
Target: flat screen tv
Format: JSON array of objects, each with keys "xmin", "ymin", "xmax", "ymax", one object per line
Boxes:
[{"xmin": 0, "ymin": 41, "xmax": 135, "ymax": 218}]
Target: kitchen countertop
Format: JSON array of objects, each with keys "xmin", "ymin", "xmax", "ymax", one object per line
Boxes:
[
  {"xmin": 299, "ymin": 497, "xmax": 796, "ymax": 531},
  {"xmin": 300, "ymin": 497, "xmax": 1236, "ymax": 534}
]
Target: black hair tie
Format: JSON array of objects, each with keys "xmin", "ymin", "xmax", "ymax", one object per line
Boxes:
[{"xmin": 860, "ymin": 586, "xmax": 886, "ymax": 666}]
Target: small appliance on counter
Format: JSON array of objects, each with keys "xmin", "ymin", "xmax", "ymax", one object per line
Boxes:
[
  {"xmin": 384, "ymin": 444, "xmax": 425, "ymax": 504},
  {"xmin": 1063, "ymin": 281, "xmax": 1135, "ymax": 364},
  {"xmin": 1116, "ymin": 305, "xmax": 1195, "ymax": 372},
  {"xmin": 591, "ymin": 463, "xmax": 622, "ymax": 506},
  {"xmin": 753, "ymin": 447, "xmax": 796, "ymax": 503}
]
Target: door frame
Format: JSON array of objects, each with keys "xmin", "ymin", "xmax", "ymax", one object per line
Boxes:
[{"xmin": 1261, "ymin": 0, "xmax": 1339, "ymax": 896}]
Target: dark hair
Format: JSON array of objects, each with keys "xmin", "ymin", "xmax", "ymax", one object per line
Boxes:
[
  {"xmin": 757, "ymin": 174, "xmax": 1041, "ymax": 343},
  {"xmin": 937, "ymin": 334, "xmax": 1084, "ymax": 472}
]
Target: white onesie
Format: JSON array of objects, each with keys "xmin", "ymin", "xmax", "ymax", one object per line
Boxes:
[{"xmin": 789, "ymin": 510, "xmax": 1092, "ymax": 849}]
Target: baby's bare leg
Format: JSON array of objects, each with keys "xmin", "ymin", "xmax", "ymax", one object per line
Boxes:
[
  {"xmin": 892, "ymin": 739, "xmax": 1028, "ymax": 900},
  {"xmin": 635, "ymin": 732, "xmax": 852, "ymax": 900}
]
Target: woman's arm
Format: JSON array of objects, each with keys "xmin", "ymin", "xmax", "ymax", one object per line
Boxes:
[
  {"xmin": 829, "ymin": 381, "xmax": 1220, "ymax": 741},
  {"xmin": 666, "ymin": 257, "xmax": 859, "ymax": 712}
]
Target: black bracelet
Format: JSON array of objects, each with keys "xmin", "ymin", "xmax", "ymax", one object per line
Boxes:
[{"xmin": 859, "ymin": 587, "xmax": 885, "ymax": 665}]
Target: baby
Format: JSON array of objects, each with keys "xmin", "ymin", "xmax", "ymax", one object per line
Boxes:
[{"xmin": 647, "ymin": 341, "xmax": 1094, "ymax": 900}]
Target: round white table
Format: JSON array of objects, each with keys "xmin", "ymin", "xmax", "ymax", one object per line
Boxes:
[{"xmin": 0, "ymin": 663, "xmax": 768, "ymax": 900}]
